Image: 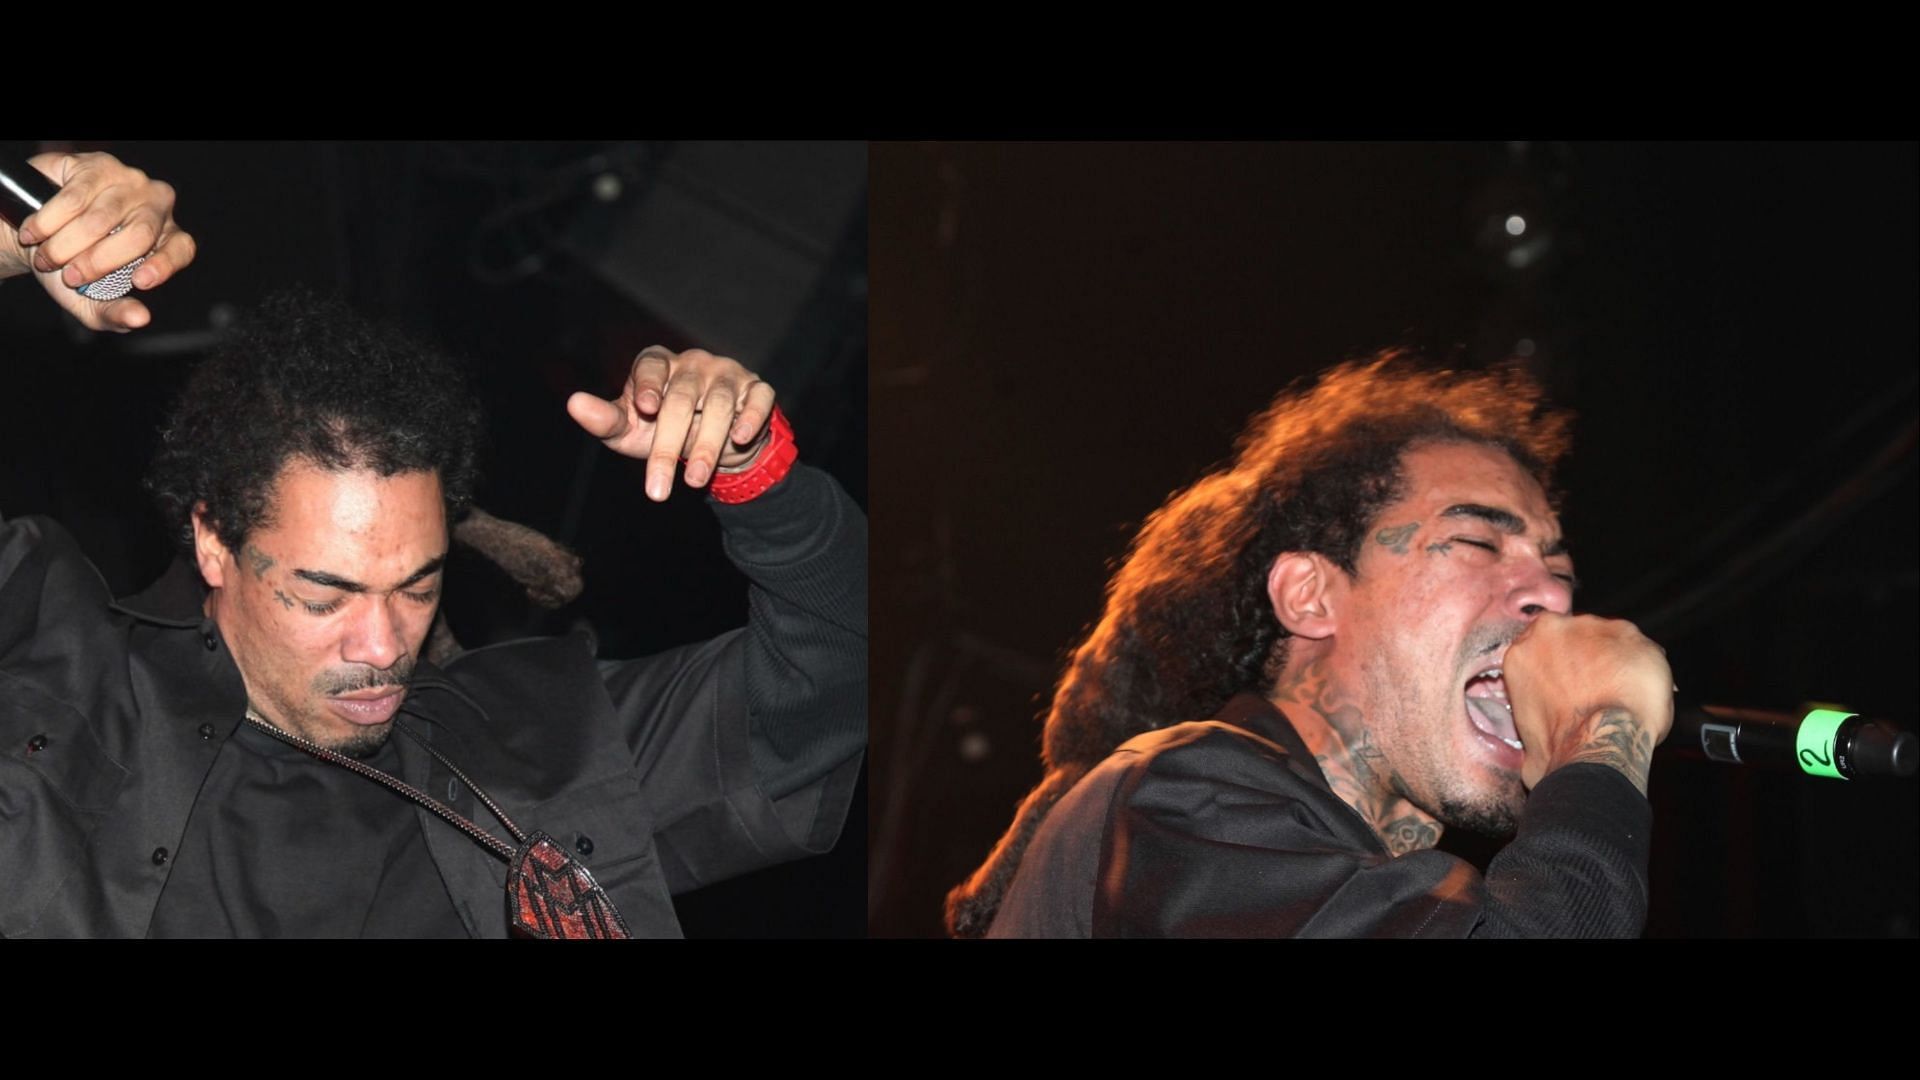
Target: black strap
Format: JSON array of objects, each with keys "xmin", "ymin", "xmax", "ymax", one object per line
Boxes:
[{"xmin": 243, "ymin": 710, "xmax": 523, "ymax": 864}]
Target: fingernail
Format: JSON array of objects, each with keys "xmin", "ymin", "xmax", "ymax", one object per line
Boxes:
[
  {"xmin": 33, "ymin": 252, "xmax": 53, "ymax": 273},
  {"xmin": 15, "ymin": 226, "xmax": 36, "ymax": 245},
  {"xmin": 132, "ymin": 266, "xmax": 156, "ymax": 289},
  {"xmin": 62, "ymin": 265, "xmax": 83, "ymax": 287},
  {"xmin": 646, "ymin": 475, "xmax": 667, "ymax": 501},
  {"xmin": 685, "ymin": 461, "xmax": 710, "ymax": 486},
  {"xmin": 639, "ymin": 391, "xmax": 660, "ymax": 412}
]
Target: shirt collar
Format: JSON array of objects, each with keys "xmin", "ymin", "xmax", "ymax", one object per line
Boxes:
[
  {"xmin": 110, "ymin": 555, "xmax": 212, "ymax": 628},
  {"xmin": 1214, "ymin": 691, "xmax": 1336, "ymax": 793}
]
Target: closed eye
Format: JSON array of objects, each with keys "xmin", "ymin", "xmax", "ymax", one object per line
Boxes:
[{"xmin": 1454, "ymin": 538, "xmax": 1578, "ymax": 588}]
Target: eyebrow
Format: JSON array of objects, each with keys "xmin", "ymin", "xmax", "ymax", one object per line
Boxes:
[
  {"xmin": 292, "ymin": 555, "xmax": 447, "ymax": 594},
  {"xmin": 1439, "ymin": 504, "xmax": 1570, "ymax": 558}
]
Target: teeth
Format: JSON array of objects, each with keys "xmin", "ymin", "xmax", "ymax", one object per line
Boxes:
[{"xmin": 1502, "ymin": 736, "xmax": 1523, "ymax": 750}]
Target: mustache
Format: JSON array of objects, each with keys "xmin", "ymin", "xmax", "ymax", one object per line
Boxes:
[
  {"xmin": 313, "ymin": 656, "xmax": 416, "ymax": 696},
  {"xmin": 1468, "ymin": 622, "xmax": 1528, "ymax": 660}
]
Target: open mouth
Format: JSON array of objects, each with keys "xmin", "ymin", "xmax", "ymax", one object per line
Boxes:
[{"xmin": 1464, "ymin": 664, "xmax": 1522, "ymax": 757}]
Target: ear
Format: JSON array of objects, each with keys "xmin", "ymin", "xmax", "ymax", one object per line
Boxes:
[
  {"xmin": 191, "ymin": 502, "xmax": 232, "ymax": 590},
  {"xmin": 1266, "ymin": 551, "xmax": 1341, "ymax": 640}
]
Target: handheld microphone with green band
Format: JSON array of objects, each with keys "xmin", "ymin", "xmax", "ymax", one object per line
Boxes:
[{"xmin": 1671, "ymin": 700, "xmax": 1916, "ymax": 780}]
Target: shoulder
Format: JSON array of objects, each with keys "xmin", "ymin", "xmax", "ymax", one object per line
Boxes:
[
  {"xmin": 437, "ymin": 629, "xmax": 599, "ymax": 685},
  {"xmin": 0, "ymin": 515, "xmax": 116, "ymax": 622},
  {"xmin": 0, "ymin": 515, "xmax": 129, "ymax": 699},
  {"xmin": 412, "ymin": 630, "xmax": 609, "ymax": 733},
  {"xmin": 1112, "ymin": 719, "xmax": 1319, "ymax": 795},
  {"xmin": 1033, "ymin": 719, "xmax": 1326, "ymax": 857}
]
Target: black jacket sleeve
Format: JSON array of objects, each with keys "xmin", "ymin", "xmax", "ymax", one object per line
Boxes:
[{"xmin": 596, "ymin": 464, "xmax": 866, "ymax": 893}]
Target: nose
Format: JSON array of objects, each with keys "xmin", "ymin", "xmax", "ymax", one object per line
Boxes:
[
  {"xmin": 1511, "ymin": 560, "xmax": 1574, "ymax": 621},
  {"xmin": 340, "ymin": 595, "xmax": 408, "ymax": 672}
]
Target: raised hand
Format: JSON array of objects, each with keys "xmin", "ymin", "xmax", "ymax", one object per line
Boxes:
[
  {"xmin": 1, "ymin": 151, "xmax": 197, "ymax": 332},
  {"xmin": 566, "ymin": 346, "xmax": 778, "ymax": 502}
]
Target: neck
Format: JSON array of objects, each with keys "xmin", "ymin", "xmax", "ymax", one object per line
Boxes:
[{"xmin": 1269, "ymin": 654, "xmax": 1442, "ymax": 856}]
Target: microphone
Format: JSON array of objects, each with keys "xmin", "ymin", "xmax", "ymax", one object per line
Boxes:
[
  {"xmin": 0, "ymin": 159, "xmax": 145, "ymax": 301},
  {"xmin": 1667, "ymin": 700, "xmax": 1916, "ymax": 780}
]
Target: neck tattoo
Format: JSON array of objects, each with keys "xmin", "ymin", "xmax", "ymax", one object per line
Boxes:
[{"xmin": 1272, "ymin": 657, "xmax": 1442, "ymax": 856}]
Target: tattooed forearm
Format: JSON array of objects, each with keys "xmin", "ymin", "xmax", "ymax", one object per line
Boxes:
[
  {"xmin": 244, "ymin": 544, "xmax": 275, "ymax": 580},
  {"xmin": 271, "ymin": 589, "xmax": 296, "ymax": 610},
  {"xmin": 1374, "ymin": 522, "xmax": 1419, "ymax": 555},
  {"xmin": 1565, "ymin": 707, "xmax": 1655, "ymax": 796}
]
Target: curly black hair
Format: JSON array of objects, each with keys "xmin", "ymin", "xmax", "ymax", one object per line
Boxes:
[
  {"xmin": 947, "ymin": 350, "xmax": 1574, "ymax": 937},
  {"xmin": 146, "ymin": 288, "xmax": 485, "ymax": 555}
]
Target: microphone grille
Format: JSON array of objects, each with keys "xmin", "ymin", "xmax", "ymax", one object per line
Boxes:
[{"xmin": 76, "ymin": 256, "xmax": 145, "ymax": 302}]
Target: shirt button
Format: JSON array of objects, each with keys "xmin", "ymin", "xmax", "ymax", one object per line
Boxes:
[
  {"xmin": 574, "ymin": 835, "xmax": 594, "ymax": 856},
  {"xmin": 202, "ymin": 631, "xmax": 217, "ymax": 651},
  {"xmin": 198, "ymin": 723, "xmax": 217, "ymax": 740},
  {"xmin": 151, "ymin": 847, "xmax": 169, "ymax": 866},
  {"xmin": 27, "ymin": 733, "xmax": 48, "ymax": 753}
]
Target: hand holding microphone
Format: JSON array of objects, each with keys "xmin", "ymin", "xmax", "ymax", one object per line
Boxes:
[
  {"xmin": 0, "ymin": 151, "xmax": 196, "ymax": 331},
  {"xmin": 1503, "ymin": 612, "xmax": 1676, "ymax": 796}
]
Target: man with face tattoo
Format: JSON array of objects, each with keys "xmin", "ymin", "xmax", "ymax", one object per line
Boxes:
[
  {"xmin": 949, "ymin": 356, "xmax": 1672, "ymax": 938},
  {"xmin": 0, "ymin": 151, "xmax": 865, "ymax": 937}
]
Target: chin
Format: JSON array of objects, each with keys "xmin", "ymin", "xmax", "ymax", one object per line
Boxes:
[
  {"xmin": 1436, "ymin": 788, "xmax": 1522, "ymax": 840},
  {"xmin": 286, "ymin": 711, "xmax": 398, "ymax": 759},
  {"xmin": 331, "ymin": 722, "xmax": 398, "ymax": 759}
]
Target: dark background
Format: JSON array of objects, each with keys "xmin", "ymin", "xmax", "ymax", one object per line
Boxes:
[
  {"xmin": 869, "ymin": 142, "xmax": 1917, "ymax": 938},
  {"xmin": 0, "ymin": 140, "xmax": 868, "ymax": 937}
]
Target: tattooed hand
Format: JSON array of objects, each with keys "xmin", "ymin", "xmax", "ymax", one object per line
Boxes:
[{"xmin": 1502, "ymin": 613, "xmax": 1674, "ymax": 796}]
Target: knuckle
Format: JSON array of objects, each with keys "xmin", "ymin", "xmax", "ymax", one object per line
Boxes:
[{"xmin": 126, "ymin": 218, "xmax": 159, "ymax": 249}]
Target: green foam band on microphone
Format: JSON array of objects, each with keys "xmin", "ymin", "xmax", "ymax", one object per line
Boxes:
[{"xmin": 1796, "ymin": 709, "xmax": 1855, "ymax": 779}]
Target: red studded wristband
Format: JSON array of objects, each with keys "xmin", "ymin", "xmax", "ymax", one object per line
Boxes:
[{"xmin": 709, "ymin": 406, "xmax": 797, "ymax": 505}]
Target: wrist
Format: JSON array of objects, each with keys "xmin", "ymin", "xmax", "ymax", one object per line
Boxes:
[
  {"xmin": 708, "ymin": 407, "xmax": 798, "ymax": 505},
  {"xmin": 716, "ymin": 424, "xmax": 774, "ymax": 474},
  {"xmin": 0, "ymin": 230, "xmax": 27, "ymax": 280},
  {"xmin": 1556, "ymin": 706, "xmax": 1655, "ymax": 797}
]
